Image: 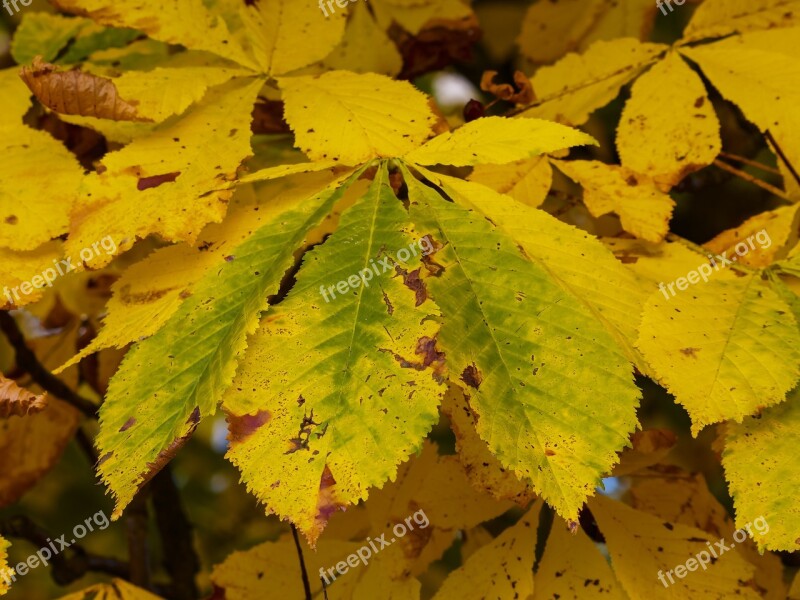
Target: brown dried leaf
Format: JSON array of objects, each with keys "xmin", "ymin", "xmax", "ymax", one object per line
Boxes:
[
  {"xmin": 0, "ymin": 374, "xmax": 48, "ymax": 419},
  {"xmin": 19, "ymin": 56, "xmax": 151, "ymax": 122},
  {"xmin": 480, "ymin": 70, "xmax": 535, "ymax": 104}
]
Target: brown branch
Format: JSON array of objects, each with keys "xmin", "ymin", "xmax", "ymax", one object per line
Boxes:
[
  {"xmin": 765, "ymin": 129, "xmax": 800, "ymax": 189},
  {"xmin": 0, "ymin": 515, "xmax": 129, "ymax": 586},
  {"xmin": 0, "ymin": 312, "xmax": 97, "ymax": 419},
  {"xmin": 718, "ymin": 151, "xmax": 781, "ymax": 175},
  {"xmin": 713, "ymin": 159, "xmax": 792, "ymax": 202},
  {"xmin": 126, "ymin": 491, "xmax": 151, "ymax": 590},
  {"xmin": 151, "ymin": 467, "xmax": 200, "ymax": 600},
  {"xmin": 291, "ymin": 524, "xmax": 312, "ymax": 600}
]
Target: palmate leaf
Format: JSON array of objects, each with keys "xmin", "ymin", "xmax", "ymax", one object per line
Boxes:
[
  {"xmin": 96, "ymin": 168, "xmax": 360, "ymax": 517},
  {"xmin": 222, "ymin": 163, "xmax": 445, "ymax": 543},
  {"xmin": 401, "ymin": 165, "xmax": 640, "ymax": 523}
]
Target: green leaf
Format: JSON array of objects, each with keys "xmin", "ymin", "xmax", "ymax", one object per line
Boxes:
[
  {"xmin": 96, "ymin": 168, "xmax": 361, "ymax": 517},
  {"xmin": 223, "ymin": 162, "xmax": 444, "ymax": 543},
  {"xmin": 401, "ymin": 164, "xmax": 639, "ymax": 523}
]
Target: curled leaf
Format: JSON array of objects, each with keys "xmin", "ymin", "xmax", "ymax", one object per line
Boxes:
[
  {"xmin": 19, "ymin": 56, "xmax": 151, "ymax": 122},
  {"xmin": 0, "ymin": 375, "xmax": 48, "ymax": 419},
  {"xmin": 480, "ymin": 70, "xmax": 535, "ymax": 104}
]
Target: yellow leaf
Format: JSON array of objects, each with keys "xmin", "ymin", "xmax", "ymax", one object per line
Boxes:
[
  {"xmin": 520, "ymin": 38, "xmax": 667, "ymax": 126},
  {"xmin": 682, "ymin": 0, "xmax": 800, "ymax": 41},
  {"xmin": 432, "ymin": 502, "xmax": 541, "ymax": 600},
  {"xmin": 705, "ymin": 205, "xmax": 799, "ymax": 268},
  {"xmin": 468, "ymin": 156, "xmax": 553, "ymax": 208},
  {"xmin": 681, "ymin": 31, "xmax": 800, "ymax": 196},
  {"xmin": 553, "ymin": 159, "xmax": 675, "ymax": 243},
  {"xmin": 57, "ymin": 579, "xmax": 164, "ymax": 599},
  {"xmin": 441, "ymin": 386, "xmax": 535, "ymax": 505},
  {"xmin": 534, "ymin": 519, "xmax": 627, "ymax": 600},
  {"xmin": 279, "ymin": 71, "xmax": 436, "ymax": 165},
  {"xmin": 0, "ymin": 535, "xmax": 8, "ymax": 596},
  {"xmin": 0, "ymin": 242, "xmax": 64, "ymax": 309},
  {"xmin": 617, "ymin": 52, "xmax": 721, "ymax": 189},
  {"xmin": 724, "ymin": 389, "xmax": 800, "ymax": 551},
  {"xmin": 53, "ymin": 0, "xmax": 259, "ymax": 69},
  {"xmin": 590, "ymin": 494, "xmax": 761, "ymax": 599},
  {"xmin": 637, "ymin": 272, "xmax": 800, "ymax": 434},
  {"xmin": 322, "ymin": 1, "xmax": 403, "ymax": 76},
  {"xmin": 405, "ymin": 116, "xmax": 596, "ymax": 167},
  {"xmin": 371, "ymin": 0, "xmax": 473, "ymax": 35},
  {"xmin": 110, "ymin": 66, "xmax": 250, "ymax": 121},
  {"xmin": 243, "ymin": 0, "xmax": 346, "ymax": 76},
  {"xmin": 613, "ymin": 429, "xmax": 676, "ymax": 476},
  {"xmin": 518, "ymin": 0, "xmax": 657, "ymax": 64},
  {"xmin": 64, "ymin": 77, "xmax": 264, "ymax": 268},
  {"xmin": 0, "ymin": 69, "xmax": 83, "ymax": 253},
  {"xmin": 629, "ymin": 467, "xmax": 787, "ymax": 599}
]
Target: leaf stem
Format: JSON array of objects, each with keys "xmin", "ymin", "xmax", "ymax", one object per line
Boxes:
[
  {"xmin": 712, "ymin": 159, "xmax": 791, "ymax": 202},
  {"xmin": 291, "ymin": 524, "xmax": 312, "ymax": 600}
]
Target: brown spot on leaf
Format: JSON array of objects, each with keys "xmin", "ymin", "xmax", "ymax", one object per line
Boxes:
[
  {"xmin": 227, "ymin": 409, "xmax": 271, "ymax": 445},
  {"xmin": 137, "ymin": 171, "xmax": 181, "ymax": 191},
  {"xmin": 396, "ymin": 266, "xmax": 428, "ymax": 306},
  {"xmin": 460, "ymin": 363, "xmax": 483, "ymax": 389},
  {"xmin": 680, "ymin": 347, "xmax": 700, "ymax": 358},
  {"xmin": 4, "ymin": 215, "xmax": 17, "ymax": 225},
  {"xmin": 135, "ymin": 407, "xmax": 200, "ymax": 493},
  {"xmin": 119, "ymin": 417, "xmax": 136, "ymax": 432}
]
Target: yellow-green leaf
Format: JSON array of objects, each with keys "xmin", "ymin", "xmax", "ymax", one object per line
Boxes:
[
  {"xmin": 223, "ymin": 164, "xmax": 444, "ymax": 543},
  {"xmin": 403, "ymin": 166, "xmax": 639, "ymax": 523}
]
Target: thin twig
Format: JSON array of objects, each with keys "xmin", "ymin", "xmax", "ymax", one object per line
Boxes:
[
  {"xmin": 0, "ymin": 312, "xmax": 97, "ymax": 419},
  {"xmin": 765, "ymin": 130, "xmax": 800, "ymax": 189},
  {"xmin": 718, "ymin": 151, "xmax": 781, "ymax": 175},
  {"xmin": 291, "ymin": 524, "xmax": 313, "ymax": 600},
  {"xmin": 126, "ymin": 491, "xmax": 151, "ymax": 590},
  {"xmin": 151, "ymin": 467, "xmax": 200, "ymax": 600},
  {"xmin": 713, "ymin": 159, "xmax": 792, "ymax": 202},
  {"xmin": 74, "ymin": 427, "xmax": 99, "ymax": 466},
  {"xmin": 0, "ymin": 515, "xmax": 130, "ymax": 586}
]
